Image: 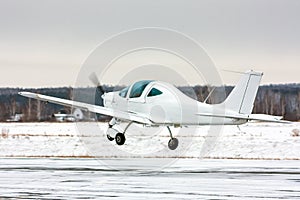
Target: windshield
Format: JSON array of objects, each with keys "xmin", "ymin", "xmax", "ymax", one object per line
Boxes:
[
  {"xmin": 119, "ymin": 86, "xmax": 130, "ymax": 98},
  {"xmin": 129, "ymin": 80, "xmax": 153, "ymax": 98}
]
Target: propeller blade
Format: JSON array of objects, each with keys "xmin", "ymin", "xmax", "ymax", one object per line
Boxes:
[
  {"xmin": 89, "ymin": 72, "xmax": 101, "ymax": 86},
  {"xmin": 89, "ymin": 72, "xmax": 105, "ymax": 94}
]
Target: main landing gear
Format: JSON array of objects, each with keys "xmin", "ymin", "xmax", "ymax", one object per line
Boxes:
[
  {"xmin": 106, "ymin": 118, "xmax": 179, "ymax": 150},
  {"xmin": 167, "ymin": 126, "xmax": 179, "ymax": 150}
]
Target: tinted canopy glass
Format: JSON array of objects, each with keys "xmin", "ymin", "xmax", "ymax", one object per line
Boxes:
[
  {"xmin": 147, "ymin": 88, "xmax": 163, "ymax": 97},
  {"xmin": 119, "ymin": 86, "xmax": 130, "ymax": 98},
  {"xmin": 129, "ymin": 80, "xmax": 153, "ymax": 98}
]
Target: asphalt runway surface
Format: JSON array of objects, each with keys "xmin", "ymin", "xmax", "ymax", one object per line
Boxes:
[{"xmin": 0, "ymin": 158, "xmax": 299, "ymax": 199}]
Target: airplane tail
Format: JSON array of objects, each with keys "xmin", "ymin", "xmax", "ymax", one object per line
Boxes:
[{"xmin": 221, "ymin": 70, "xmax": 263, "ymax": 115}]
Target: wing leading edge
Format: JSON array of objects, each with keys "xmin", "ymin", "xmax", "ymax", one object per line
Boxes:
[{"xmin": 18, "ymin": 92, "xmax": 152, "ymax": 125}]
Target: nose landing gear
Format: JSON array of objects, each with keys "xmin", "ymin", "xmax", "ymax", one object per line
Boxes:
[
  {"xmin": 106, "ymin": 134, "xmax": 114, "ymax": 141},
  {"xmin": 106, "ymin": 118, "xmax": 133, "ymax": 146},
  {"xmin": 115, "ymin": 132, "xmax": 126, "ymax": 145}
]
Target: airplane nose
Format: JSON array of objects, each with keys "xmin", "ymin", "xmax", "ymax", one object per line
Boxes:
[{"xmin": 102, "ymin": 92, "xmax": 116, "ymax": 108}]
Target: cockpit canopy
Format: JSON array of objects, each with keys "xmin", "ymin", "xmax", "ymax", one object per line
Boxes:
[
  {"xmin": 118, "ymin": 86, "xmax": 130, "ymax": 98},
  {"xmin": 129, "ymin": 80, "xmax": 153, "ymax": 98},
  {"xmin": 119, "ymin": 80, "xmax": 162, "ymax": 99}
]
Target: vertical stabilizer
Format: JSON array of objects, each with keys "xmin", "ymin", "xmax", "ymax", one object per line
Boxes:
[{"xmin": 223, "ymin": 70, "xmax": 263, "ymax": 115}]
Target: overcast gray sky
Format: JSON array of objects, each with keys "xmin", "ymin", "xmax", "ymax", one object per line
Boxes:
[{"xmin": 0, "ymin": 0, "xmax": 299, "ymax": 87}]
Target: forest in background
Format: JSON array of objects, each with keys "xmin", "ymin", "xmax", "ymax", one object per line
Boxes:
[{"xmin": 0, "ymin": 84, "xmax": 299, "ymax": 122}]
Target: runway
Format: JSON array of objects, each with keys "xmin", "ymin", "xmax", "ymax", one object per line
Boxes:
[{"xmin": 0, "ymin": 158, "xmax": 299, "ymax": 199}]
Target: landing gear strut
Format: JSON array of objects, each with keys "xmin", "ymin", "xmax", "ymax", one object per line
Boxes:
[
  {"xmin": 106, "ymin": 118, "xmax": 117, "ymax": 141},
  {"xmin": 167, "ymin": 126, "xmax": 179, "ymax": 150},
  {"xmin": 106, "ymin": 118, "xmax": 133, "ymax": 146}
]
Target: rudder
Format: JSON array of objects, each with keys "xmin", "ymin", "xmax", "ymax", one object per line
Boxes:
[{"xmin": 222, "ymin": 70, "xmax": 263, "ymax": 115}]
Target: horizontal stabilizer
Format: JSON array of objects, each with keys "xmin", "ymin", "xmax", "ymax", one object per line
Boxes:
[
  {"xmin": 248, "ymin": 114, "xmax": 290, "ymax": 123},
  {"xmin": 196, "ymin": 112, "xmax": 290, "ymax": 123}
]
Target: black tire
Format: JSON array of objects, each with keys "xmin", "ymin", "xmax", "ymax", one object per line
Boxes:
[
  {"xmin": 168, "ymin": 138, "xmax": 179, "ymax": 150},
  {"xmin": 115, "ymin": 133, "xmax": 126, "ymax": 145},
  {"xmin": 107, "ymin": 134, "xmax": 114, "ymax": 141}
]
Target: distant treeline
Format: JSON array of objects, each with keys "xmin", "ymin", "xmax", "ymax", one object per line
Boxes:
[{"xmin": 0, "ymin": 84, "xmax": 299, "ymax": 121}]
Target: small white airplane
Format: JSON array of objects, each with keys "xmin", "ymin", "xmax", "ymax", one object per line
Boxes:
[{"xmin": 19, "ymin": 70, "xmax": 287, "ymax": 150}]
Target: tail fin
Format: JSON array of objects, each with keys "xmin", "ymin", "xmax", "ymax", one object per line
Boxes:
[{"xmin": 222, "ymin": 70, "xmax": 263, "ymax": 115}]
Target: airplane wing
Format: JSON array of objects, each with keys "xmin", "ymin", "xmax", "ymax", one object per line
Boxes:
[
  {"xmin": 18, "ymin": 92, "xmax": 153, "ymax": 125},
  {"xmin": 196, "ymin": 112, "xmax": 290, "ymax": 123}
]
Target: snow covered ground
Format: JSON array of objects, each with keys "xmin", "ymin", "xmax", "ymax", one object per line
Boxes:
[
  {"xmin": 1, "ymin": 158, "xmax": 300, "ymax": 199},
  {"xmin": 0, "ymin": 122, "xmax": 300, "ymax": 160},
  {"xmin": 1, "ymin": 123, "xmax": 299, "ymax": 199}
]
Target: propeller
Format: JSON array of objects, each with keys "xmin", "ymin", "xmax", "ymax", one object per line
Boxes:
[
  {"xmin": 89, "ymin": 72, "xmax": 106, "ymax": 95},
  {"xmin": 88, "ymin": 73, "xmax": 106, "ymax": 120}
]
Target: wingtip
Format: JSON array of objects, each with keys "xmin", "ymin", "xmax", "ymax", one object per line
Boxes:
[
  {"xmin": 18, "ymin": 91, "xmax": 38, "ymax": 98},
  {"xmin": 18, "ymin": 91, "xmax": 27, "ymax": 95},
  {"xmin": 18, "ymin": 91, "xmax": 26, "ymax": 96}
]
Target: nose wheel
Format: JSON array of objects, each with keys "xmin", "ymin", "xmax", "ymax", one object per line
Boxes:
[
  {"xmin": 107, "ymin": 118, "xmax": 132, "ymax": 146},
  {"xmin": 115, "ymin": 133, "xmax": 126, "ymax": 145}
]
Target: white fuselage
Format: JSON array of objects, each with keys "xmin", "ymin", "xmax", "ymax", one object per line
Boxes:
[{"xmin": 103, "ymin": 81, "xmax": 247, "ymax": 126}]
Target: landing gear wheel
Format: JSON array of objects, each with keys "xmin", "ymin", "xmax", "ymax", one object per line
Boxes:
[
  {"xmin": 107, "ymin": 134, "xmax": 114, "ymax": 141},
  {"xmin": 168, "ymin": 138, "xmax": 179, "ymax": 150},
  {"xmin": 115, "ymin": 133, "xmax": 126, "ymax": 145}
]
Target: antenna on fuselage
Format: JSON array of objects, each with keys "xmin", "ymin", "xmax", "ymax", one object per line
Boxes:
[
  {"xmin": 204, "ymin": 86, "xmax": 216, "ymax": 103},
  {"xmin": 222, "ymin": 69, "xmax": 253, "ymax": 75}
]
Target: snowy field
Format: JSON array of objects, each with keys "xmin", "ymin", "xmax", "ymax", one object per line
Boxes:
[
  {"xmin": 0, "ymin": 122, "xmax": 300, "ymax": 159},
  {"xmin": 0, "ymin": 123, "xmax": 300, "ymax": 199}
]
